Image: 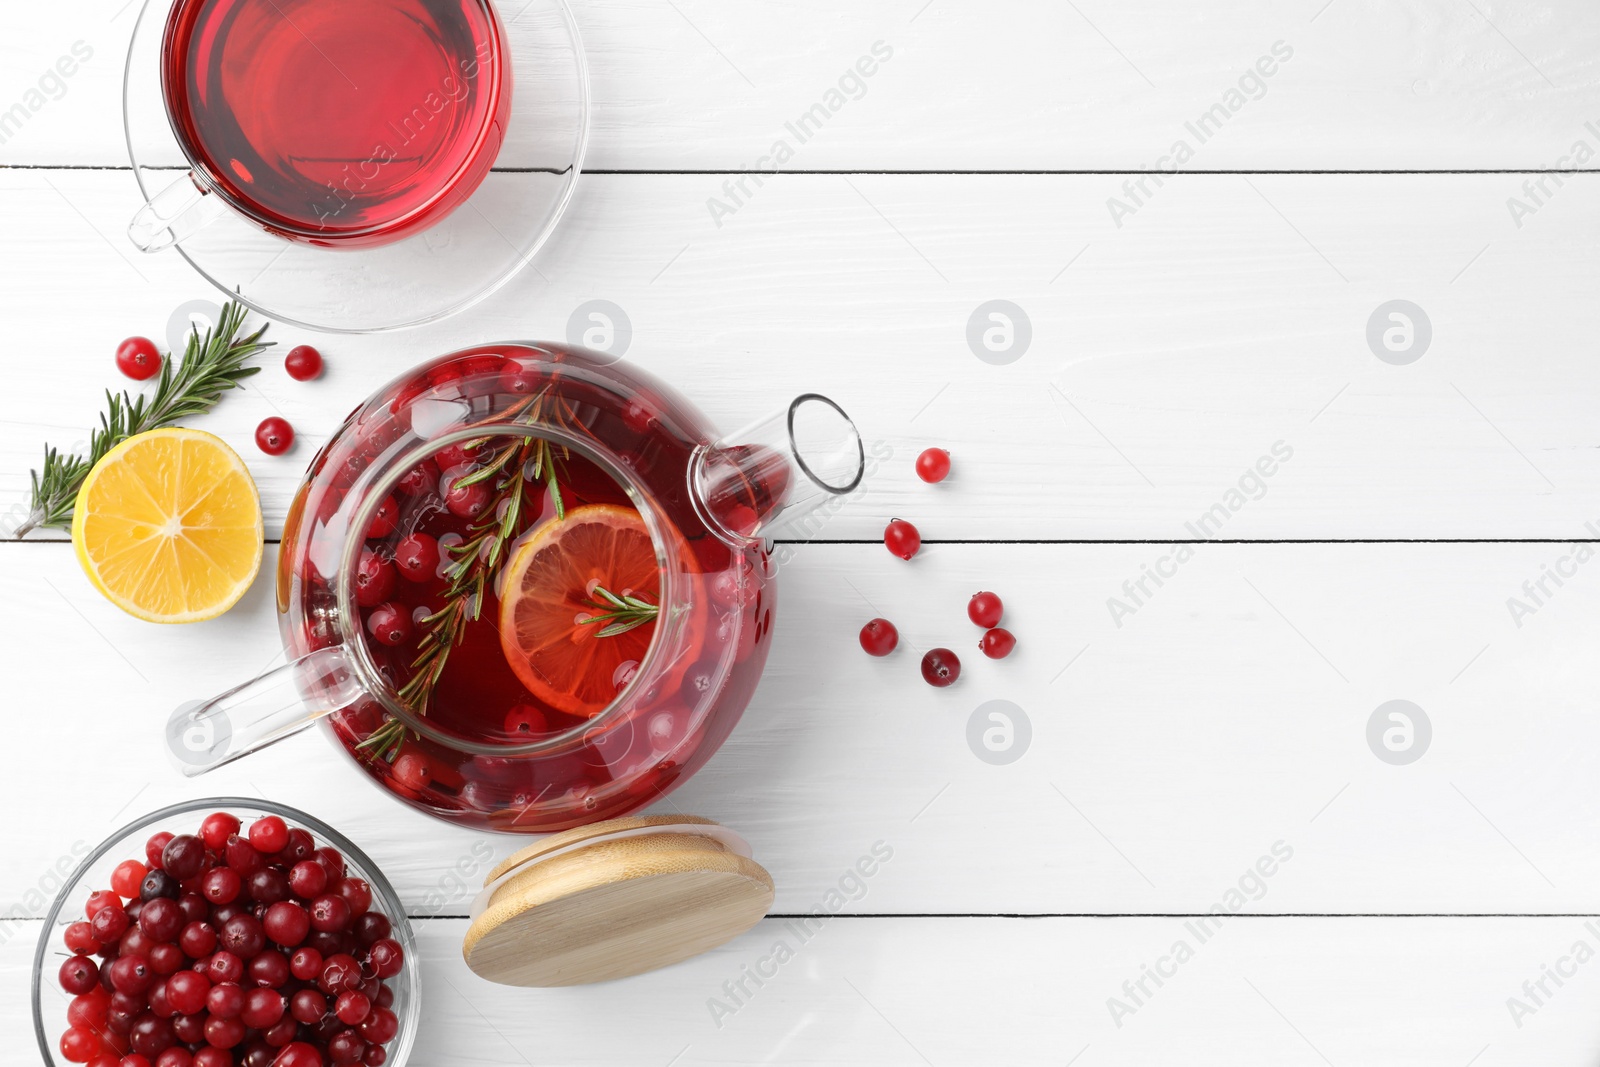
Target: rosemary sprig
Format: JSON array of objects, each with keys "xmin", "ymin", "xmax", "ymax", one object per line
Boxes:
[
  {"xmin": 17, "ymin": 300, "xmax": 271, "ymax": 537},
  {"xmin": 359, "ymin": 395, "xmax": 567, "ymax": 763},
  {"xmin": 582, "ymin": 585, "xmax": 660, "ymax": 637}
]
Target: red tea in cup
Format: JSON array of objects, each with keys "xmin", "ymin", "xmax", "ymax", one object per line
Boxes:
[{"xmin": 159, "ymin": 0, "xmax": 512, "ymax": 248}]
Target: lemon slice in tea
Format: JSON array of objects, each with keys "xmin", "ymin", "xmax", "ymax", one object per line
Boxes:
[{"xmin": 499, "ymin": 504, "xmax": 663, "ymax": 718}]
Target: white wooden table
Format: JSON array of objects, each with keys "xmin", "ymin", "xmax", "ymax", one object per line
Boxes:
[{"xmin": 6, "ymin": 1, "xmax": 1600, "ymax": 1062}]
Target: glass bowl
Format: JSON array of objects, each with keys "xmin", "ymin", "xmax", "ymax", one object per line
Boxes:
[
  {"xmin": 31, "ymin": 797, "xmax": 421, "ymax": 1066},
  {"xmin": 122, "ymin": 0, "xmax": 590, "ymax": 333}
]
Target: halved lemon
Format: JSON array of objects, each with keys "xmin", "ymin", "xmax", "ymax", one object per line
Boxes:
[
  {"xmin": 499, "ymin": 504, "xmax": 663, "ymax": 718},
  {"xmin": 72, "ymin": 428, "xmax": 263, "ymax": 623}
]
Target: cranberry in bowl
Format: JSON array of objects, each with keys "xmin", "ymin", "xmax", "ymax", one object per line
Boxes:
[{"xmin": 31, "ymin": 798, "xmax": 419, "ymax": 1067}]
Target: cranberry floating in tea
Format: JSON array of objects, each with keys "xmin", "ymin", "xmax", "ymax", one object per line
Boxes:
[{"xmin": 170, "ymin": 346, "xmax": 863, "ymax": 832}]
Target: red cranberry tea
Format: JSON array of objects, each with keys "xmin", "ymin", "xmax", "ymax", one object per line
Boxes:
[
  {"xmin": 162, "ymin": 0, "xmax": 511, "ymax": 246},
  {"xmin": 278, "ymin": 348, "xmax": 781, "ymax": 832},
  {"xmin": 353, "ymin": 431, "xmax": 651, "ymax": 752}
]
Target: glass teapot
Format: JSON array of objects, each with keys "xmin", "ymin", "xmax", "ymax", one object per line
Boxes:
[{"xmin": 169, "ymin": 345, "xmax": 862, "ymax": 832}]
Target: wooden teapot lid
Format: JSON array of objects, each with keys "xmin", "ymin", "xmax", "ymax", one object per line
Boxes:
[{"xmin": 462, "ymin": 815, "xmax": 774, "ymax": 986}]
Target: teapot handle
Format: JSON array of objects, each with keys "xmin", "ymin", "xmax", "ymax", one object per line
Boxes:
[
  {"xmin": 166, "ymin": 646, "xmax": 363, "ymax": 778},
  {"xmin": 689, "ymin": 394, "xmax": 864, "ymax": 546}
]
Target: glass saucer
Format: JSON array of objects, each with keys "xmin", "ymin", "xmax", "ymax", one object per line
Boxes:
[{"xmin": 122, "ymin": 0, "xmax": 589, "ymax": 334}]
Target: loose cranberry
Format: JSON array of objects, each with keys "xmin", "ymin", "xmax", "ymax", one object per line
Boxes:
[
  {"xmin": 363, "ymin": 1047, "xmax": 386, "ymax": 1067},
  {"xmin": 85, "ymin": 890, "xmax": 121, "ymax": 919},
  {"xmin": 310, "ymin": 895, "xmax": 352, "ymax": 934},
  {"xmin": 246, "ymin": 867, "xmax": 290, "ymax": 906},
  {"xmin": 162, "ymin": 835, "xmax": 207, "ymax": 881},
  {"xmin": 165, "ymin": 970, "xmax": 210, "ymax": 1015},
  {"xmin": 365, "ymin": 604, "xmax": 412, "ymax": 647},
  {"xmin": 274, "ymin": 1043, "xmax": 325, "ymax": 1067},
  {"xmin": 140, "ymin": 870, "xmax": 179, "ymax": 902},
  {"xmin": 156, "ymin": 1049, "xmax": 191, "ymax": 1067},
  {"xmin": 395, "ymin": 458, "xmax": 438, "ymax": 497},
  {"xmin": 178, "ymin": 893, "xmax": 209, "ymax": 924},
  {"xmin": 336, "ymin": 879, "xmax": 372, "ymax": 917},
  {"xmin": 373, "ymin": 984, "xmax": 393, "ymax": 1010},
  {"xmin": 279, "ymin": 827, "xmax": 318, "ymax": 866},
  {"xmin": 171, "ymin": 1011, "xmax": 206, "ymax": 1043},
  {"xmin": 327, "ymin": 1030, "xmax": 366, "ymax": 1066},
  {"xmin": 980, "ymin": 627, "xmax": 1016, "ymax": 659},
  {"xmin": 392, "ymin": 533, "xmax": 439, "ymax": 583},
  {"xmin": 119, "ymin": 927, "xmax": 152, "ymax": 960},
  {"xmin": 68, "ymin": 990, "xmax": 111, "ymax": 1030},
  {"xmin": 289, "ymin": 947, "xmax": 324, "ymax": 982},
  {"xmin": 351, "ymin": 913, "xmax": 390, "ymax": 949},
  {"xmin": 140, "ymin": 898, "xmax": 183, "ymax": 942},
  {"xmin": 249, "ymin": 950, "xmax": 291, "ymax": 989},
  {"xmin": 247, "ymin": 816, "xmax": 288, "ymax": 854},
  {"xmin": 319, "ymin": 954, "xmax": 363, "ymax": 995},
  {"xmin": 201, "ymin": 867, "xmax": 242, "ymax": 906},
  {"xmin": 920, "ymin": 648, "xmax": 961, "ymax": 687},
  {"xmin": 306, "ymin": 930, "xmax": 347, "ymax": 959},
  {"xmin": 116, "ymin": 337, "xmax": 163, "ymax": 381},
  {"xmin": 179, "ymin": 921, "xmax": 218, "ymax": 959},
  {"xmin": 60, "ymin": 955, "xmax": 100, "ymax": 995},
  {"xmin": 132, "ymin": 1013, "xmax": 179, "ymax": 1056},
  {"xmin": 107, "ymin": 996, "xmax": 140, "ymax": 1035},
  {"xmin": 443, "ymin": 473, "xmax": 491, "ymax": 519},
  {"xmin": 224, "ymin": 836, "xmax": 263, "ymax": 876},
  {"xmin": 219, "ymin": 914, "xmax": 265, "ymax": 958},
  {"xmin": 65, "ymin": 921, "xmax": 101, "ymax": 955},
  {"xmin": 365, "ymin": 939, "xmax": 403, "ymax": 979},
  {"xmin": 284, "ymin": 862, "xmax": 326, "ymax": 901},
  {"xmin": 59, "ymin": 1023, "xmax": 103, "ymax": 1062},
  {"xmin": 333, "ymin": 991, "xmax": 371, "ymax": 1026},
  {"xmin": 315, "ymin": 848, "xmax": 346, "ymax": 883},
  {"xmin": 207, "ymin": 981, "xmax": 245, "ymax": 1019},
  {"xmin": 365, "ymin": 495, "xmax": 399, "ymax": 539},
  {"xmin": 967, "ymin": 591, "xmax": 1003, "ymax": 628},
  {"xmin": 883, "ymin": 518, "xmax": 921, "ymax": 561},
  {"xmin": 203, "ymin": 1014, "xmax": 246, "ymax": 1050},
  {"xmin": 109, "ymin": 955, "xmax": 154, "ymax": 996},
  {"xmin": 357, "ymin": 1007, "xmax": 398, "ymax": 1044},
  {"xmin": 241, "ymin": 1043, "xmax": 277, "ymax": 1067},
  {"xmin": 858, "ymin": 618, "xmax": 899, "ymax": 656},
  {"xmin": 145, "ymin": 980, "xmax": 173, "ymax": 1020},
  {"xmin": 145, "ymin": 832, "xmax": 176, "ymax": 870},
  {"xmin": 112, "ymin": 860, "xmax": 150, "ymax": 899},
  {"xmin": 241, "ymin": 987, "xmax": 286, "ymax": 1029},
  {"xmin": 148, "ymin": 942, "xmax": 185, "ymax": 976},
  {"xmin": 200, "ymin": 813, "xmax": 241, "ymax": 851},
  {"xmin": 91, "ymin": 903, "xmax": 130, "ymax": 942},
  {"xmin": 193, "ymin": 1048, "xmax": 231, "ymax": 1067},
  {"xmin": 290, "ymin": 988, "xmax": 327, "ymax": 1025},
  {"xmin": 353, "ymin": 551, "xmax": 395, "ymax": 608},
  {"xmin": 915, "ymin": 447, "xmax": 951, "ymax": 483},
  {"xmin": 285, "ymin": 345, "xmax": 325, "ymax": 381},
  {"xmin": 264, "ymin": 1018, "xmax": 299, "ymax": 1049},
  {"xmin": 255, "ymin": 417, "xmax": 295, "ymax": 456},
  {"xmin": 263, "ymin": 901, "xmax": 311, "ymax": 947},
  {"xmin": 204, "ymin": 950, "xmax": 243, "ymax": 985}
]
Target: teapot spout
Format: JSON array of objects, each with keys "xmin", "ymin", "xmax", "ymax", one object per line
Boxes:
[
  {"xmin": 689, "ymin": 394, "xmax": 863, "ymax": 547},
  {"xmin": 167, "ymin": 646, "xmax": 362, "ymax": 777}
]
